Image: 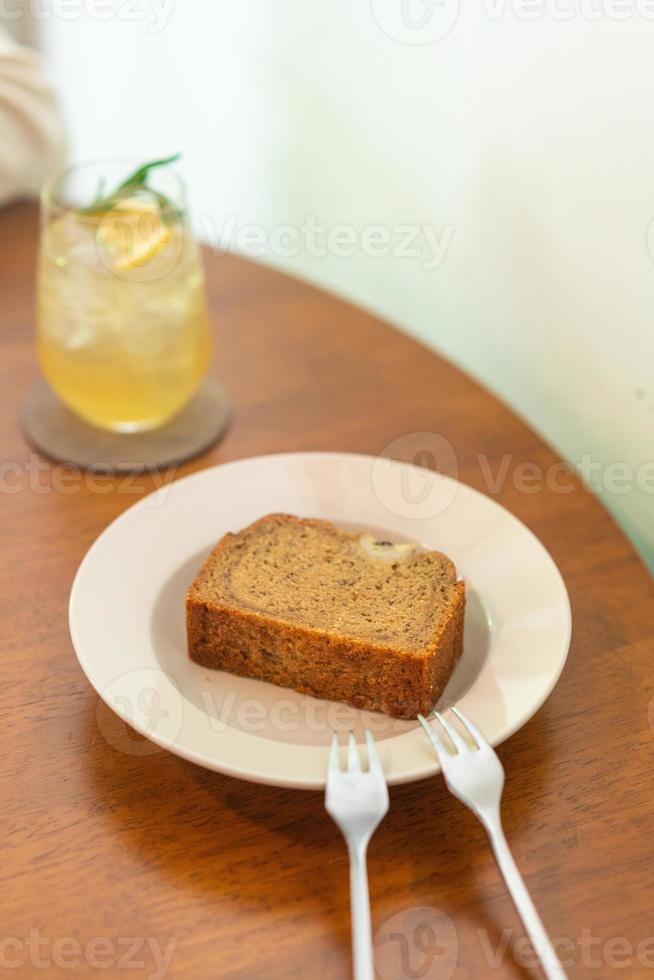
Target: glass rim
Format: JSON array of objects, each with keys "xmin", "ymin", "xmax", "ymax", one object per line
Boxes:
[{"xmin": 41, "ymin": 156, "xmax": 187, "ymax": 222}]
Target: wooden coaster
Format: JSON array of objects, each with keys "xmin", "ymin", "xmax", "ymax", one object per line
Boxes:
[{"xmin": 22, "ymin": 376, "xmax": 231, "ymax": 473}]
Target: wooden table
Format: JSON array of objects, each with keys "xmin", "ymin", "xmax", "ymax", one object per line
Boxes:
[{"xmin": 2, "ymin": 201, "xmax": 653, "ymax": 980}]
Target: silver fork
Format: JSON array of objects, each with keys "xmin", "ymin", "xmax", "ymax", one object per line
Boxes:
[
  {"xmin": 419, "ymin": 708, "xmax": 568, "ymax": 980},
  {"xmin": 325, "ymin": 730, "xmax": 389, "ymax": 980}
]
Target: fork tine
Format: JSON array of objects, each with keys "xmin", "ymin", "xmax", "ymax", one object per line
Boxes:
[
  {"xmin": 329, "ymin": 732, "xmax": 341, "ymax": 773},
  {"xmin": 434, "ymin": 710, "xmax": 469, "ymax": 755},
  {"xmin": 450, "ymin": 706, "xmax": 486, "ymax": 750},
  {"xmin": 347, "ymin": 732, "xmax": 360, "ymax": 772},
  {"xmin": 365, "ymin": 729, "xmax": 382, "ymax": 773},
  {"xmin": 417, "ymin": 713, "xmax": 447, "ymax": 761}
]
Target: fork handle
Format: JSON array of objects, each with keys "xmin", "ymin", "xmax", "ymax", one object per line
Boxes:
[
  {"xmin": 347, "ymin": 843, "xmax": 374, "ymax": 980},
  {"xmin": 485, "ymin": 821, "xmax": 568, "ymax": 980}
]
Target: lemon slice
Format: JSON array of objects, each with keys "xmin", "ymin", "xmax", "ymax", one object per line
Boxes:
[{"xmin": 97, "ymin": 197, "xmax": 174, "ymax": 272}]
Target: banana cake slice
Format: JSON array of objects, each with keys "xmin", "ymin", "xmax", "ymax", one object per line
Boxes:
[{"xmin": 186, "ymin": 513, "xmax": 465, "ymax": 719}]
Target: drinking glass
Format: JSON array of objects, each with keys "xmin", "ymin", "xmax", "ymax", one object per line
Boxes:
[{"xmin": 37, "ymin": 159, "xmax": 212, "ymax": 433}]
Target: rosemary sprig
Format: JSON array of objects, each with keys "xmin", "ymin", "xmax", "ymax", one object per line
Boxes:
[{"xmin": 79, "ymin": 154, "xmax": 182, "ymax": 220}]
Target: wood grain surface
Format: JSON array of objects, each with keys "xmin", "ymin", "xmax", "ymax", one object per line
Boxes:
[{"xmin": 2, "ymin": 201, "xmax": 653, "ymax": 979}]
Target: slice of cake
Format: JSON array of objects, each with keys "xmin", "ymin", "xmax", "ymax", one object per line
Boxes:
[{"xmin": 186, "ymin": 514, "xmax": 465, "ymax": 719}]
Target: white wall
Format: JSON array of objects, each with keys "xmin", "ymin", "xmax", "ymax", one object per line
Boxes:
[{"xmin": 33, "ymin": 0, "xmax": 653, "ymax": 569}]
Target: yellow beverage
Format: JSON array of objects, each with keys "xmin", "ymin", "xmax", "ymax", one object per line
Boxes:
[{"xmin": 37, "ymin": 163, "xmax": 212, "ymax": 432}]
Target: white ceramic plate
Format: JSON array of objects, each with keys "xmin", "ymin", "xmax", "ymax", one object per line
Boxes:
[{"xmin": 69, "ymin": 452, "xmax": 571, "ymax": 789}]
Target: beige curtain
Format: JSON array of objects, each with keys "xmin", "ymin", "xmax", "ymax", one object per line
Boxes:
[{"xmin": 0, "ymin": 25, "xmax": 65, "ymax": 206}]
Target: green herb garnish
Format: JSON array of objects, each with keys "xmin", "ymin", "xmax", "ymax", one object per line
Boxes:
[{"xmin": 80, "ymin": 154, "xmax": 182, "ymax": 220}]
